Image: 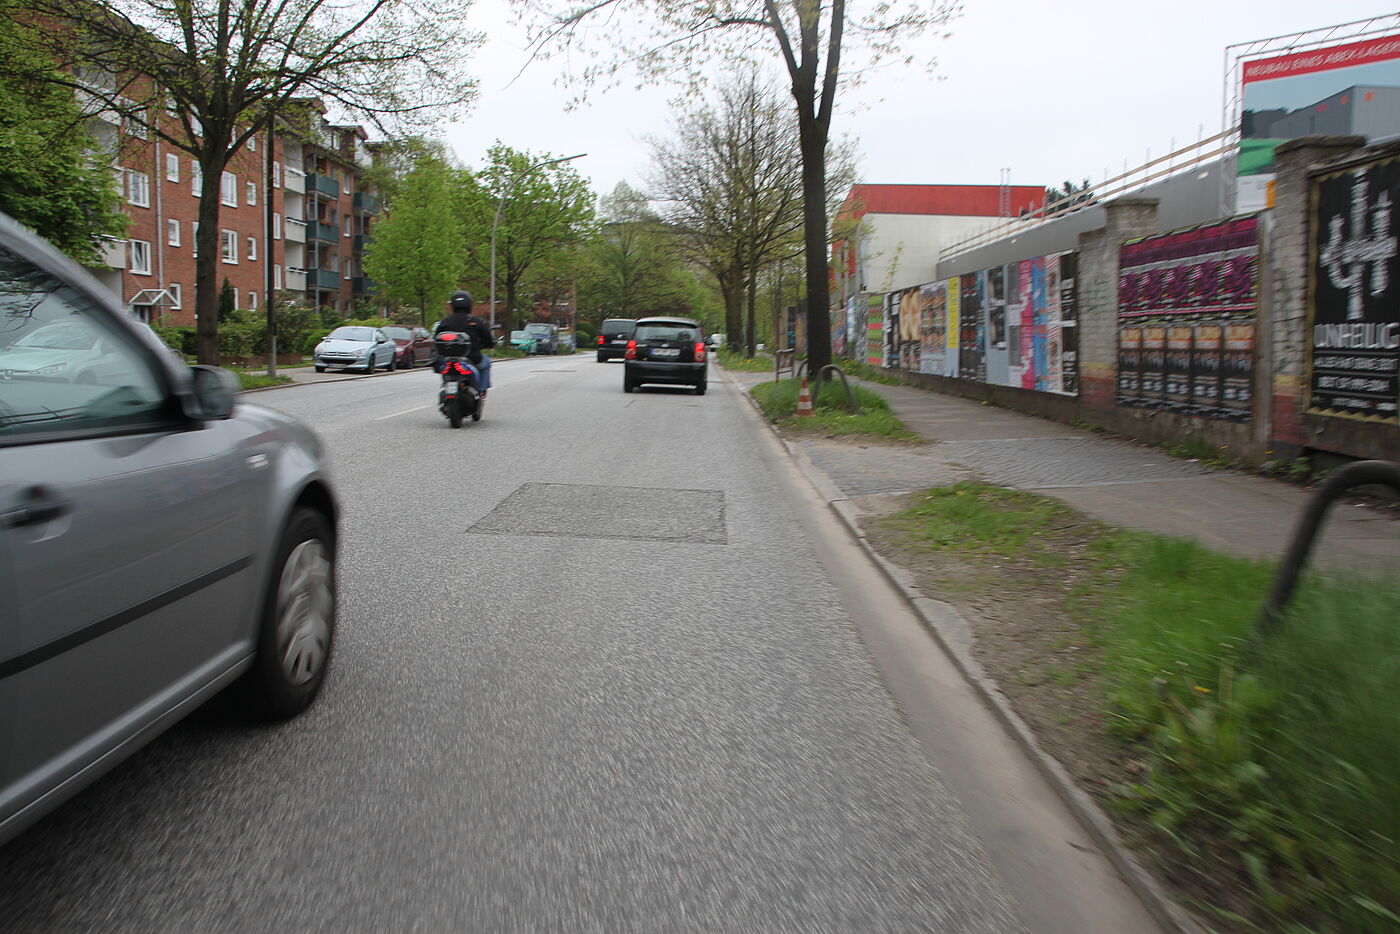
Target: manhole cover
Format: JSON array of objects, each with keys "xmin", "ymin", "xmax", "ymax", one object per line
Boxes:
[{"xmin": 469, "ymin": 482, "xmax": 727, "ymax": 544}]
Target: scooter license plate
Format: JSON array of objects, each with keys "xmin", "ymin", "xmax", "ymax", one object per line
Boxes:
[{"xmin": 444, "ymin": 381, "xmax": 458, "ymax": 393}]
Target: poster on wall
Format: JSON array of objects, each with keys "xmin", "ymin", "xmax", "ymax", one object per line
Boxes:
[
  {"xmin": 1308, "ymin": 152, "xmax": 1400, "ymax": 423},
  {"xmin": 865, "ymin": 294, "xmax": 884, "ymax": 368},
  {"xmin": 1117, "ymin": 217, "xmax": 1259, "ymax": 419},
  {"xmin": 959, "ymin": 273, "xmax": 984, "ymax": 382},
  {"xmin": 1019, "ymin": 261, "xmax": 1035, "ymax": 390},
  {"xmin": 1059, "ymin": 254, "xmax": 1079, "ymax": 395},
  {"xmin": 918, "ymin": 282, "xmax": 946, "ymax": 375},
  {"xmin": 946, "ymin": 276, "xmax": 961, "ymax": 379},
  {"xmin": 1238, "ymin": 33, "xmax": 1400, "ymax": 212},
  {"xmin": 1119, "ymin": 326, "xmax": 1143, "ymax": 407}
]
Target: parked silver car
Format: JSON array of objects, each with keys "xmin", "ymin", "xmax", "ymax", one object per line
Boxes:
[
  {"xmin": 0, "ymin": 211, "xmax": 339, "ymax": 846},
  {"xmin": 313, "ymin": 325, "xmax": 398, "ymax": 373}
]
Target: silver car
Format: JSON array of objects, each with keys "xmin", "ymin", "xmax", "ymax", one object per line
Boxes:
[
  {"xmin": 313, "ymin": 325, "xmax": 398, "ymax": 373},
  {"xmin": 0, "ymin": 212, "xmax": 339, "ymax": 846}
]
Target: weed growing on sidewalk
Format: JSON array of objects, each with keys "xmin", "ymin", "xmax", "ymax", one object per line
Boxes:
[
  {"xmin": 236, "ymin": 372, "xmax": 292, "ymax": 391},
  {"xmin": 833, "ymin": 357, "xmax": 900, "ymax": 386},
  {"xmin": 751, "ymin": 378, "xmax": 917, "ymax": 441},
  {"xmin": 716, "ymin": 349, "xmax": 773, "ymax": 372},
  {"xmin": 870, "ymin": 482, "xmax": 1400, "ymax": 932}
]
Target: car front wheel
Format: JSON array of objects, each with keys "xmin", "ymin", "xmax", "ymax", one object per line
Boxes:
[{"xmin": 237, "ymin": 507, "xmax": 336, "ymax": 720}]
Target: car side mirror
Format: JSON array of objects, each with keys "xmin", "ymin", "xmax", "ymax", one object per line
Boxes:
[{"xmin": 184, "ymin": 365, "xmax": 238, "ymax": 420}]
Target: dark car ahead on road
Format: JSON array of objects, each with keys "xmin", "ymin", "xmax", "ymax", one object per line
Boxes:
[
  {"xmin": 382, "ymin": 325, "xmax": 434, "ymax": 369},
  {"xmin": 0, "ymin": 210, "xmax": 339, "ymax": 847},
  {"xmin": 595, "ymin": 318, "xmax": 636, "ymax": 362},
  {"xmin": 623, "ymin": 317, "xmax": 708, "ymax": 395}
]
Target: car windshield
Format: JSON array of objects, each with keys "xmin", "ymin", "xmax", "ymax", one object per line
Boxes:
[
  {"xmin": 524, "ymin": 324, "xmax": 551, "ymax": 334},
  {"xmin": 511, "ymin": 331, "xmax": 530, "ymax": 340},
  {"xmin": 11, "ymin": 321, "xmax": 100, "ymax": 351},
  {"xmin": 381, "ymin": 327, "xmax": 412, "ymax": 340},
  {"xmin": 327, "ymin": 327, "xmax": 374, "ymax": 342},
  {"xmin": 635, "ymin": 324, "xmax": 697, "ymax": 342}
]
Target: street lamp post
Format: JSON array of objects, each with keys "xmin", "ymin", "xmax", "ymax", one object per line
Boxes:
[{"xmin": 488, "ymin": 153, "xmax": 586, "ymax": 333}]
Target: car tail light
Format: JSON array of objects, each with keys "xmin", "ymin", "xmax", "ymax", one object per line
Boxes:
[
  {"xmin": 597, "ymin": 335, "xmax": 604, "ymax": 345},
  {"xmin": 625, "ymin": 339, "xmax": 637, "ymax": 360},
  {"xmin": 694, "ymin": 341, "xmax": 706, "ymax": 362}
]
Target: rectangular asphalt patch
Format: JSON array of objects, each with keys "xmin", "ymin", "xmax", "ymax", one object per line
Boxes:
[{"xmin": 469, "ymin": 482, "xmax": 727, "ymax": 544}]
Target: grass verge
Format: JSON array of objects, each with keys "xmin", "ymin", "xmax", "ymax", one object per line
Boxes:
[
  {"xmin": 833, "ymin": 356, "xmax": 901, "ymax": 385},
  {"xmin": 235, "ymin": 372, "xmax": 292, "ymax": 390},
  {"xmin": 750, "ymin": 377, "xmax": 917, "ymax": 441},
  {"xmin": 872, "ymin": 483, "xmax": 1400, "ymax": 932},
  {"xmin": 716, "ymin": 349, "xmax": 773, "ymax": 372}
]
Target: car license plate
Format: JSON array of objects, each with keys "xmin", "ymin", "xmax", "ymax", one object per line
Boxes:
[
  {"xmin": 612, "ymin": 339, "xmax": 627, "ymax": 344},
  {"xmin": 655, "ymin": 348, "xmax": 680, "ymax": 357},
  {"xmin": 444, "ymin": 381, "xmax": 458, "ymax": 393}
]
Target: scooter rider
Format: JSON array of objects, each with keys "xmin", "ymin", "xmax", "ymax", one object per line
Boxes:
[{"xmin": 433, "ymin": 291, "xmax": 495, "ymax": 395}]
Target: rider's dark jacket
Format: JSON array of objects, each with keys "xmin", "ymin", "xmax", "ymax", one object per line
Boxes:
[{"xmin": 434, "ymin": 312, "xmax": 495, "ymax": 364}]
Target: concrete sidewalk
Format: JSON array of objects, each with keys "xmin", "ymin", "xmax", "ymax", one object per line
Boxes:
[{"xmin": 726, "ymin": 368, "xmax": 1400, "ymax": 576}]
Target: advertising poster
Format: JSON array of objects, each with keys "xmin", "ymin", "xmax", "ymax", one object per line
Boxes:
[
  {"xmin": 1166, "ymin": 325, "xmax": 1195, "ymax": 411},
  {"xmin": 865, "ymin": 294, "xmax": 884, "ymax": 368},
  {"xmin": 1118, "ymin": 326, "xmax": 1143, "ymax": 407},
  {"xmin": 1058, "ymin": 253, "xmax": 1079, "ymax": 395},
  {"xmin": 919, "ymin": 282, "xmax": 946, "ymax": 375},
  {"xmin": 1222, "ymin": 324, "xmax": 1255, "ymax": 421},
  {"xmin": 1030, "ymin": 259, "xmax": 1049, "ymax": 391},
  {"xmin": 959, "ymin": 273, "xmax": 984, "ymax": 382},
  {"xmin": 1141, "ymin": 326, "xmax": 1168, "ymax": 407},
  {"xmin": 1019, "ymin": 261, "xmax": 1035, "ymax": 389},
  {"xmin": 1307, "ymin": 153, "xmax": 1400, "ymax": 423},
  {"xmin": 1192, "ymin": 324, "xmax": 1223, "ymax": 417},
  {"xmin": 946, "ymin": 276, "xmax": 961, "ymax": 378},
  {"xmin": 1239, "ymin": 33, "xmax": 1400, "ymax": 212},
  {"xmin": 1045, "ymin": 256, "xmax": 1064, "ymax": 394},
  {"xmin": 984, "ymin": 266, "xmax": 1010, "ymax": 386},
  {"xmin": 1006, "ymin": 262, "xmax": 1024, "ymax": 378}
]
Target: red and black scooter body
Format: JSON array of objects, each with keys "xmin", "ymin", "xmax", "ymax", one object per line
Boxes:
[{"xmin": 435, "ymin": 332, "xmax": 483, "ymax": 428}]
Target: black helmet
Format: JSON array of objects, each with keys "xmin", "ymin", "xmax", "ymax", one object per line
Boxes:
[{"xmin": 450, "ymin": 291, "xmax": 473, "ymax": 312}]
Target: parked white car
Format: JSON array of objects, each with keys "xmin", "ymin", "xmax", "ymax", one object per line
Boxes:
[{"xmin": 313, "ymin": 326, "xmax": 398, "ymax": 373}]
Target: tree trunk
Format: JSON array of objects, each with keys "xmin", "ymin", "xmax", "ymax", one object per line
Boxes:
[
  {"xmin": 194, "ymin": 158, "xmax": 227, "ymax": 365},
  {"xmin": 744, "ymin": 272, "xmax": 757, "ymax": 358},
  {"xmin": 718, "ymin": 269, "xmax": 742, "ymax": 353},
  {"xmin": 505, "ymin": 278, "xmax": 518, "ymax": 335},
  {"xmin": 797, "ymin": 119, "xmax": 831, "ymax": 376}
]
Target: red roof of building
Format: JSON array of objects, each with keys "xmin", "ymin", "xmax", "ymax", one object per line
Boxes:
[{"xmin": 842, "ymin": 184, "xmax": 1045, "ymax": 218}]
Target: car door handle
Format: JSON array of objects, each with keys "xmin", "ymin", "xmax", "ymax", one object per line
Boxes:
[{"xmin": 2, "ymin": 486, "xmax": 70, "ymax": 529}]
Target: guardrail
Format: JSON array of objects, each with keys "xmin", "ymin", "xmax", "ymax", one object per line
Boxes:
[{"xmin": 938, "ymin": 130, "xmax": 1233, "ymax": 262}]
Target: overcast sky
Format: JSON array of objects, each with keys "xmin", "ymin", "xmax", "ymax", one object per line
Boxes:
[{"xmin": 439, "ymin": 1, "xmax": 1399, "ymax": 201}]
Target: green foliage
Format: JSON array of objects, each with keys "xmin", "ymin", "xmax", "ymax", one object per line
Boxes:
[
  {"xmin": 153, "ymin": 324, "xmax": 197, "ymax": 358},
  {"xmin": 881, "ymin": 483, "xmax": 1400, "ymax": 931},
  {"xmin": 0, "ymin": 8, "xmax": 126, "ymax": 264},
  {"xmin": 362, "ymin": 154, "xmax": 465, "ymax": 325},
  {"xmin": 218, "ymin": 279, "xmax": 237, "ymax": 323},
  {"xmin": 750, "ymin": 378, "xmax": 916, "ymax": 441},
  {"xmin": 234, "ymin": 372, "xmax": 291, "ymax": 390},
  {"xmin": 271, "ymin": 296, "xmax": 318, "ymax": 357},
  {"xmin": 716, "ymin": 348, "xmax": 772, "ymax": 372},
  {"xmin": 217, "ymin": 308, "xmax": 265, "ymax": 357},
  {"xmin": 833, "ymin": 356, "xmax": 900, "ymax": 385}
]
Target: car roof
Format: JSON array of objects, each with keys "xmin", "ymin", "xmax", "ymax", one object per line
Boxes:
[{"xmin": 635, "ymin": 317, "xmax": 701, "ymax": 327}]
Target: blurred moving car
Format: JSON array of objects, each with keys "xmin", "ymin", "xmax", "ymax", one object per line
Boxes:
[
  {"xmin": 595, "ymin": 318, "xmax": 636, "ymax": 362},
  {"xmin": 509, "ymin": 330, "xmax": 539, "ymax": 355},
  {"xmin": 523, "ymin": 323, "xmax": 559, "ymax": 355},
  {"xmin": 557, "ymin": 330, "xmax": 577, "ymax": 354},
  {"xmin": 313, "ymin": 326, "xmax": 397, "ymax": 373},
  {"xmin": 623, "ymin": 316, "xmax": 708, "ymax": 395},
  {"xmin": 0, "ymin": 210, "xmax": 339, "ymax": 846},
  {"xmin": 382, "ymin": 325, "xmax": 434, "ymax": 369}
]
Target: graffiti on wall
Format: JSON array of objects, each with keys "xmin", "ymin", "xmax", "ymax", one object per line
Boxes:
[
  {"xmin": 1308, "ymin": 152, "xmax": 1400, "ymax": 424},
  {"xmin": 1117, "ymin": 216, "xmax": 1259, "ymax": 421}
]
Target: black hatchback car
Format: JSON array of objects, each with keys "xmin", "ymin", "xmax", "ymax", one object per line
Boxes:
[
  {"xmin": 595, "ymin": 317, "xmax": 636, "ymax": 362},
  {"xmin": 623, "ymin": 317, "xmax": 708, "ymax": 395}
]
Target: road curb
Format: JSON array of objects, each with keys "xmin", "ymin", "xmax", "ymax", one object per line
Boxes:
[{"xmin": 721, "ymin": 365, "xmax": 1205, "ymax": 934}]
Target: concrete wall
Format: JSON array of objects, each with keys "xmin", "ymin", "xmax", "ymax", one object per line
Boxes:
[{"xmin": 857, "ymin": 213, "xmax": 1006, "ymax": 293}]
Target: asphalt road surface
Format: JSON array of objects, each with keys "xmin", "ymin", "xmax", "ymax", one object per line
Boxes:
[{"xmin": 0, "ymin": 355, "xmax": 1156, "ymax": 933}]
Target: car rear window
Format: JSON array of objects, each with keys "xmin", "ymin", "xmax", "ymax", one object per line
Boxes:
[
  {"xmin": 602, "ymin": 319, "xmax": 635, "ymax": 332},
  {"xmin": 635, "ymin": 324, "xmax": 699, "ymax": 342},
  {"xmin": 382, "ymin": 327, "xmax": 412, "ymax": 339}
]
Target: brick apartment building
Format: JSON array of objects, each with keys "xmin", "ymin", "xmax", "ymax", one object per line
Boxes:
[{"xmin": 79, "ymin": 71, "xmax": 383, "ymax": 328}]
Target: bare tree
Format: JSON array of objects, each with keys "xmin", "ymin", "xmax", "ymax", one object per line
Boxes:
[
  {"xmin": 519, "ymin": 0, "xmax": 960, "ymax": 374},
  {"xmin": 12, "ymin": 0, "xmax": 479, "ymax": 362}
]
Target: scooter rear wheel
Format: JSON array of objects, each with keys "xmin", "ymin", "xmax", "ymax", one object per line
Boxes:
[{"xmin": 447, "ymin": 398, "xmax": 463, "ymax": 428}]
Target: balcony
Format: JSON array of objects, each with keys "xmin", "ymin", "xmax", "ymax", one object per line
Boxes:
[
  {"xmin": 353, "ymin": 233, "xmax": 371, "ymax": 252},
  {"xmin": 353, "ymin": 192, "xmax": 381, "ymax": 215},
  {"xmin": 307, "ymin": 220, "xmax": 338, "ymax": 243},
  {"xmin": 284, "ymin": 268, "xmax": 307, "ymax": 292},
  {"xmin": 98, "ymin": 237, "xmax": 126, "ymax": 269},
  {"xmin": 305, "ymin": 173, "xmax": 340, "ymax": 199},
  {"xmin": 284, "ymin": 218, "xmax": 307, "ymax": 243},
  {"xmin": 308, "ymin": 268, "xmax": 341, "ymax": 290},
  {"xmin": 352, "ymin": 276, "xmax": 376, "ymax": 295}
]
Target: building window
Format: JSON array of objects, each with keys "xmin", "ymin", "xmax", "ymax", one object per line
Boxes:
[
  {"xmin": 272, "ymin": 161, "xmax": 281, "ymax": 188},
  {"xmin": 274, "ymin": 264, "xmax": 282, "ymax": 290},
  {"xmin": 220, "ymin": 229, "xmax": 238, "ymax": 264},
  {"xmin": 247, "ymin": 236, "xmax": 257, "ymax": 261},
  {"xmin": 191, "ymin": 221, "xmax": 199, "ymax": 257},
  {"xmin": 247, "ymin": 134, "xmax": 256, "ymax": 153},
  {"xmin": 221, "ymin": 171, "xmax": 237, "ymax": 207},
  {"xmin": 165, "ymin": 153, "xmax": 179, "ymax": 182},
  {"xmin": 273, "ymin": 213, "xmax": 282, "ymax": 239},
  {"xmin": 126, "ymin": 110, "xmax": 147, "ymax": 139},
  {"xmin": 169, "ymin": 283, "xmax": 182, "ymax": 308},
  {"xmin": 167, "ymin": 218, "xmax": 180, "ymax": 246},
  {"xmin": 191, "ymin": 161, "xmax": 202, "ymax": 196},
  {"xmin": 341, "ymin": 173, "xmax": 351, "ymax": 195},
  {"xmin": 126, "ymin": 171, "xmax": 150, "ymax": 207},
  {"xmin": 248, "ymin": 291, "xmax": 258, "ymax": 309},
  {"xmin": 246, "ymin": 181, "xmax": 257, "ymax": 206},
  {"xmin": 129, "ymin": 240, "xmax": 151, "ymax": 275},
  {"xmin": 343, "ymin": 218, "xmax": 351, "ymax": 238}
]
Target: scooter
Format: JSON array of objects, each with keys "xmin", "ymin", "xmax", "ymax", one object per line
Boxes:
[{"xmin": 434, "ymin": 332, "xmax": 484, "ymax": 429}]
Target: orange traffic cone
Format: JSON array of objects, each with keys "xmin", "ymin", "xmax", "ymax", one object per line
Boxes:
[{"xmin": 796, "ymin": 378, "xmax": 814, "ymax": 417}]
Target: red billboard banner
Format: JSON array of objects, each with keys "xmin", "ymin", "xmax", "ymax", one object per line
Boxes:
[{"xmin": 1243, "ymin": 34, "xmax": 1400, "ymax": 83}]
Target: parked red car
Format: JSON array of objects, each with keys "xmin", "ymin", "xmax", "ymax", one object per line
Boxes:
[{"xmin": 382, "ymin": 326, "xmax": 435, "ymax": 369}]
